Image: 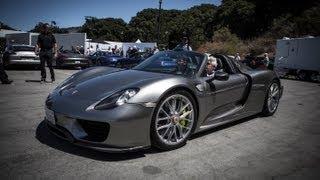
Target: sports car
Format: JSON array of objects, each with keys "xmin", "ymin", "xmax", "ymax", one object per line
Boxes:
[
  {"xmin": 45, "ymin": 50, "xmax": 283, "ymax": 152},
  {"xmin": 55, "ymin": 50, "xmax": 90, "ymax": 68},
  {"xmin": 2, "ymin": 45, "xmax": 40, "ymax": 68}
]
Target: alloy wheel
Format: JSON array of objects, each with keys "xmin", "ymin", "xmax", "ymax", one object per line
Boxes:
[
  {"xmin": 267, "ymin": 83, "xmax": 280, "ymax": 113},
  {"xmin": 155, "ymin": 94, "xmax": 194, "ymax": 145}
]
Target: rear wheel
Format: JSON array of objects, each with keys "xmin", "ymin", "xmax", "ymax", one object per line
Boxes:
[
  {"xmin": 297, "ymin": 70, "xmax": 308, "ymax": 81},
  {"xmin": 310, "ymin": 72, "xmax": 320, "ymax": 83},
  {"xmin": 94, "ymin": 58, "xmax": 102, "ymax": 66},
  {"xmin": 151, "ymin": 90, "xmax": 197, "ymax": 150},
  {"xmin": 261, "ymin": 80, "xmax": 281, "ymax": 116},
  {"xmin": 115, "ymin": 62, "xmax": 122, "ymax": 68}
]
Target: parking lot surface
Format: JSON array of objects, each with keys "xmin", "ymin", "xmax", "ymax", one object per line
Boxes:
[{"xmin": 0, "ymin": 69, "xmax": 320, "ymax": 180}]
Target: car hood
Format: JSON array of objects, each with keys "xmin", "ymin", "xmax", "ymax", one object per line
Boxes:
[{"xmin": 59, "ymin": 69, "xmax": 172, "ymax": 101}]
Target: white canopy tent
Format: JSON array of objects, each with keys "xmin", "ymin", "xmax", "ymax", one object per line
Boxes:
[{"xmin": 104, "ymin": 40, "xmax": 156, "ymax": 57}]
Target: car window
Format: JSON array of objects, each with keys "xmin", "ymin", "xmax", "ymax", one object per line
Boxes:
[{"xmin": 201, "ymin": 55, "xmax": 233, "ymax": 77}]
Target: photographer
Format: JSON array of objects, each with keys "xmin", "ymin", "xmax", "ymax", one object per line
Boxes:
[
  {"xmin": 0, "ymin": 44, "xmax": 12, "ymax": 84},
  {"xmin": 0, "ymin": 58, "xmax": 12, "ymax": 84}
]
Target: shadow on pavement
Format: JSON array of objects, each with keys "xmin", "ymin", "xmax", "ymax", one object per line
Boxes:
[
  {"xmin": 5, "ymin": 65, "xmax": 40, "ymax": 71},
  {"xmin": 35, "ymin": 120, "xmax": 161, "ymax": 161},
  {"xmin": 190, "ymin": 115, "xmax": 258, "ymax": 140}
]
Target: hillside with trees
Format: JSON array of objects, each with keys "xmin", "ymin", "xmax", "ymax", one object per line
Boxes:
[{"xmin": 27, "ymin": 0, "xmax": 319, "ymax": 56}]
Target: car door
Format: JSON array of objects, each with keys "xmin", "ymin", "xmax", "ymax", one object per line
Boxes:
[
  {"xmin": 204, "ymin": 55, "xmax": 248, "ymax": 115},
  {"xmin": 208, "ymin": 73, "xmax": 247, "ymax": 108}
]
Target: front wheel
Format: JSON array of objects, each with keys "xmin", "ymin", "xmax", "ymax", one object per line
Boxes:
[
  {"xmin": 151, "ymin": 90, "xmax": 197, "ymax": 150},
  {"xmin": 261, "ymin": 81, "xmax": 281, "ymax": 116}
]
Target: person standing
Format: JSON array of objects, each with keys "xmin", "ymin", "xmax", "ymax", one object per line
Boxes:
[
  {"xmin": 36, "ymin": 24, "xmax": 57, "ymax": 83},
  {"xmin": 0, "ymin": 58, "xmax": 13, "ymax": 84},
  {"xmin": 235, "ymin": 53, "xmax": 241, "ymax": 61},
  {"xmin": 153, "ymin": 46, "xmax": 159, "ymax": 54},
  {"xmin": 263, "ymin": 53, "xmax": 270, "ymax": 68},
  {"xmin": 174, "ymin": 36, "xmax": 192, "ymax": 51}
]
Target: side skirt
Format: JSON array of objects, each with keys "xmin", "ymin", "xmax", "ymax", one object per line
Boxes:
[{"xmin": 196, "ymin": 109, "xmax": 257, "ymax": 133}]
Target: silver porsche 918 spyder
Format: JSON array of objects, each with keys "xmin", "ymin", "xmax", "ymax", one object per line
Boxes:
[{"xmin": 45, "ymin": 50, "xmax": 283, "ymax": 152}]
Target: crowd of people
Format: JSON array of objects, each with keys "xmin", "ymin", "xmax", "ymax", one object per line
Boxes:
[{"xmin": 86, "ymin": 44, "xmax": 160, "ymax": 58}]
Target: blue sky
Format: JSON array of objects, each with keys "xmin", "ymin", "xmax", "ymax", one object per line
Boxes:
[{"xmin": 0, "ymin": 0, "xmax": 221, "ymax": 31}]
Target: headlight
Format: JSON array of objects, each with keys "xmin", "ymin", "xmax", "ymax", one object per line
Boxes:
[{"xmin": 94, "ymin": 88, "xmax": 139, "ymax": 110}]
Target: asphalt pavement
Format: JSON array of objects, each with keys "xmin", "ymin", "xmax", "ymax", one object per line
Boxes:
[{"xmin": 0, "ymin": 68, "xmax": 320, "ymax": 180}]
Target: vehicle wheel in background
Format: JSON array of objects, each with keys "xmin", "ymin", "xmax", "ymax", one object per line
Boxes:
[
  {"xmin": 115, "ymin": 62, "xmax": 122, "ymax": 68},
  {"xmin": 151, "ymin": 90, "xmax": 197, "ymax": 150},
  {"xmin": 297, "ymin": 70, "xmax": 308, "ymax": 81},
  {"xmin": 310, "ymin": 72, "xmax": 320, "ymax": 83},
  {"xmin": 52, "ymin": 59, "xmax": 57, "ymax": 67},
  {"xmin": 96, "ymin": 59, "xmax": 102, "ymax": 66},
  {"xmin": 261, "ymin": 80, "xmax": 281, "ymax": 116}
]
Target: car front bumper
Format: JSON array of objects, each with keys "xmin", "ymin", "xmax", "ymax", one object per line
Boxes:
[
  {"xmin": 46, "ymin": 121, "xmax": 149, "ymax": 152},
  {"xmin": 8, "ymin": 59, "xmax": 40, "ymax": 65},
  {"xmin": 45, "ymin": 101, "xmax": 154, "ymax": 152},
  {"xmin": 58, "ymin": 58, "xmax": 90, "ymax": 67}
]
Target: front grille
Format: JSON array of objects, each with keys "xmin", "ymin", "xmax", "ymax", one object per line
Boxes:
[{"xmin": 77, "ymin": 119, "xmax": 110, "ymax": 142}]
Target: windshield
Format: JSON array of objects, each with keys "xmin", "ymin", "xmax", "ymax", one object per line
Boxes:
[
  {"xmin": 12, "ymin": 46, "xmax": 35, "ymax": 52},
  {"xmin": 133, "ymin": 51, "xmax": 204, "ymax": 77}
]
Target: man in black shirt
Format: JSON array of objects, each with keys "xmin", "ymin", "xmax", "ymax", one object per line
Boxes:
[{"xmin": 36, "ymin": 24, "xmax": 57, "ymax": 82}]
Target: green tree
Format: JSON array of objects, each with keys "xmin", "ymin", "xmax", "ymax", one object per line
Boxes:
[
  {"xmin": 30, "ymin": 22, "xmax": 68, "ymax": 34},
  {"xmin": 216, "ymin": 0, "xmax": 256, "ymax": 38},
  {"xmin": 80, "ymin": 17, "xmax": 128, "ymax": 41},
  {"xmin": 0, "ymin": 21, "xmax": 16, "ymax": 30}
]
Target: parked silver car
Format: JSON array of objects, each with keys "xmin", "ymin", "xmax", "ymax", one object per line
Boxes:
[
  {"xmin": 2, "ymin": 45, "xmax": 40, "ymax": 67},
  {"xmin": 45, "ymin": 51, "xmax": 283, "ymax": 152}
]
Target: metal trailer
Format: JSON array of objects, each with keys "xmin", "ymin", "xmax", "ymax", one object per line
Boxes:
[
  {"xmin": 6, "ymin": 32, "xmax": 39, "ymax": 46},
  {"xmin": 274, "ymin": 37, "xmax": 320, "ymax": 82}
]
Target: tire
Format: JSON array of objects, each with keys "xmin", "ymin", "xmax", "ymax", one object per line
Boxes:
[
  {"xmin": 97, "ymin": 60, "xmax": 102, "ymax": 66},
  {"xmin": 261, "ymin": 80, "xmax": 281, "ymax": 116},
  {"xmin": 115, "ymin": 62, "xmax": 122, "ymax": 68},
  {"xmin": 297, "ymin": 70, "xmax": 308, "ymax": 81},
  {"xmin": 151, "ymin": 90, "xmax": 197, "ymax": 150},
  {"xmin": 310, "ymin": 72, "xmax": 320, "ymax": 83}
]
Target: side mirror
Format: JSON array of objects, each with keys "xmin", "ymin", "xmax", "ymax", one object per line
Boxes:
[{"xmin": 214, "ymin": 71, "xmax": 229, "ymax": 81}]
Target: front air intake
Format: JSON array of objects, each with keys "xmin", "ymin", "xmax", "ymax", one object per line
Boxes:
[{"xmin": 77, "ymin": 119, "xmax": 110, "ymax": 142}]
